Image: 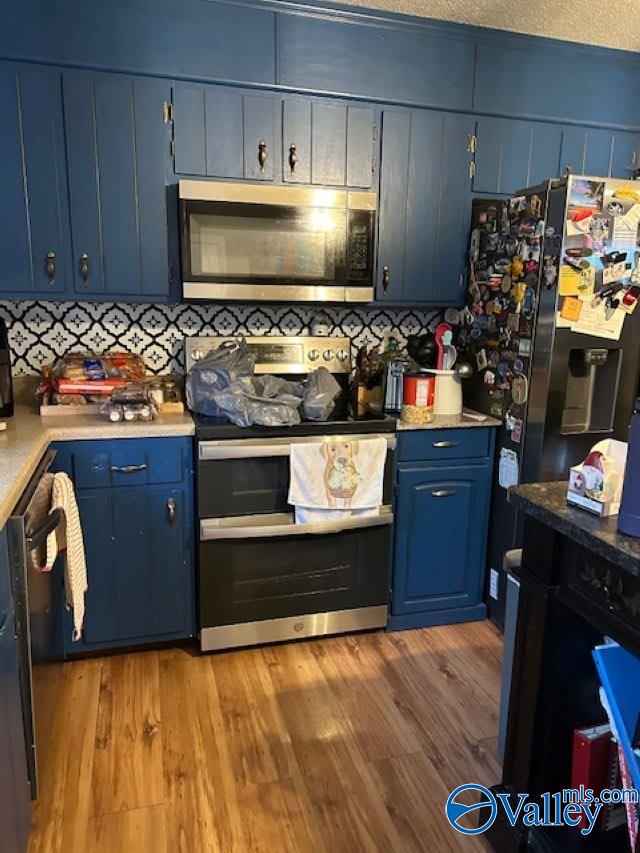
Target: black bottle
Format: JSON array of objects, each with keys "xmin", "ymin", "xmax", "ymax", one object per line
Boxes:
[{"xmin": 0, "ymin": 318, "xmax": 14, "ymax": 418}]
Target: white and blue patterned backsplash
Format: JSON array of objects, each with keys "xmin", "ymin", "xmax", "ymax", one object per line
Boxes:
[{"xmin": 0, "ymin": 300, "xmax": 442, "ymax": 375}]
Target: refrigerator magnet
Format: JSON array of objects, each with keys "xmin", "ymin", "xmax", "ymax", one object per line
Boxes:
[
  {"xmin": 512, "ymin": 374, "xmax": 528, "ymax": 405},
  {"xmin": 543, "ymin": 256, "xmax": 558, "ymax": 288},
  {"xmin": 488, "ymin": 350, "xmax": 500, "ymax": 368},
  {"xmin": 499, "ymin": 448, "xmax": 519, "ymax": 489},
  {"xmin": 518, "ymin": 338, "xmax": 532, "ymax": 356},
  {"xmin": 501, "ymin": 274, "xmax": 512, "ymax": 293},
  {"xmin": 513, "ymin": 358, "xmax": 524, "ymax": 374},
  {"xmin": 507, "ymin": 313, "xmax": 520, "ymax": 332},
  {"xmin": 484, "ymin": 370, "xmax": 496, "ymax": 386},
  {"xmin": 476, "ymin": 348, "xmax": 488, "ymax": 370},
  {"xmin": 511, "ymin": 418, "xmax": 523, "ymax": 443}
]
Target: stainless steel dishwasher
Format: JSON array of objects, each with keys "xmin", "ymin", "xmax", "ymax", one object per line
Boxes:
[{"xmin": 7, "ymin": 449, "xmax": 65, "ymax": 800}]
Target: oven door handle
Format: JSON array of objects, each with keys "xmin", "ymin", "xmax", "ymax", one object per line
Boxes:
[
  {"xmin": 199, "ymin": 434, "xmax": 396, "ymax": 460},
  {"xmin": 200, "ymin": 506, "xmax": 393, "ymax": 540}
]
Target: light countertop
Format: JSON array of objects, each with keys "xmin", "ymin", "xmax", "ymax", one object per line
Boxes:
[
  {"xmin": 0, "ymin": 404, "xmax": 194, "ymax": 529},
  {"xmin": 0, "ymin": 401, "xmax": 498, "ymax": 529},
  {"xmin": 395, "ymin": 409, "xmax": 501, "ymax": 431}
]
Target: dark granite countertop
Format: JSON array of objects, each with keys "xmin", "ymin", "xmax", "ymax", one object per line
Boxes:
[{"xmin": 508, "ymin": 481, "xmax": 640, "ymax": 576}]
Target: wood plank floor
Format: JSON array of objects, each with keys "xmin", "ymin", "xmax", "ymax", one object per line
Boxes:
[{"xmin": 29, "ymin": 621, "xmax": 502, "ymax": 852}]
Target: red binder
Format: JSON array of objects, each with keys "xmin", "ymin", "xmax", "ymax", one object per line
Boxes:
[{"xmin": 571, "ymin": 724, "xmax": 620, "ymax": 832}]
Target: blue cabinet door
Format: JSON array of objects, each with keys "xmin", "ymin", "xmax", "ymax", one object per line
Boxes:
[
  {"xmin": 392, "ymin": 460, "xmax": 491, "ymax": 617},
  {"xmin": 474, "ymin": 116, "xmax": 563, "ymax": 194},
  {"xmin": 560, "ymin": 126, "xmax": 614, "ymax": 177},
  {"xmin": 52, "ymin": 438, "xmax": 195, "ymax": 654},
  {"xmin": 610, "ymin": 131, "xmax": 640, "ymax": 179},
  {"xmin": 376, "ymin": 110, "xmax": 411, "ymax": 303},
  {"xmin": 311, "ymin": 102, "xmax": 347, "ymax": 186},
  {"xmin": 173, "ymin": 84, "xmax": 245, "ymax": 179},
  {"xmin": 282, "ymin": 97, "xmax": 311, "ymax": 184},
  {"xmin": 377, "ymin": 108, "xmax": 473, "ymax": 306},
  {"xmin": 346, "ymin": 106, "xmax": 375, "ymax": 189},
  {"xmin": 63, "ymin": 71, "xmax": 172, "ymax": 299},
  {"xmin": 0, "ymin": 63, "xmax": 71, "ymax": 298},
  {"xmin": 243, "ymin": 93, "xmax": 279, "ymax": 181}
]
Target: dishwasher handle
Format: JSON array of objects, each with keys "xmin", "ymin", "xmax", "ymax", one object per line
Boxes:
[{"xmin": 26, "ymin": 508, "xmax": 63, "ymax": 552}]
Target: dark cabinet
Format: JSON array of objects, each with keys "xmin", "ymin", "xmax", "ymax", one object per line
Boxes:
[
  {"xmin": 377, "ymin": 108, "xmax": 474, "ymax": 306},
  {"xmin": 52, "ymin": 438, "xmax": 195, "ymax": 655},
  {"xmin": 0, "ymin": 62, "xmax": 71, "ymax": 299},
  {"xmin": 0, "ymin": 532, "xmax": 31, "ymax": 853},
  {"xmin": 63, "ymin": 71, "xmax": 172, "ymax": 299},
  {"xmin": 389, "ymin": 429, "xmax": 494, "ymax": 630},
  {"xmin": 473, "ymin": 116, "xmax": 564, "ymax": 194}
]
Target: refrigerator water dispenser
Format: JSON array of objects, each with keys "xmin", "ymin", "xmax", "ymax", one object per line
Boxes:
[{"xmin": 561, "ymin": 347, "xmax": 622, "ymax": 434}]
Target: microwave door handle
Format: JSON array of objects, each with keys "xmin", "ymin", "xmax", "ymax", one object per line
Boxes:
[
  {"xmin": 26, "ymin": 507, "xmax": 64, "ymax": 552},
  {"xmin": 200, "ymin": 507, "xmax": 393, "ymax": 540},
  {"xmin": 199, "ymin": 434, "xmax": 396, "ymax": 460}
]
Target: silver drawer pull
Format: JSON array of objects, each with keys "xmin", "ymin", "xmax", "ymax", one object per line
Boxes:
[
  {"xmin": 431, "ymin": 489, "xmax": 457, "ymax": 498},
  {"xmin": 432, "ymin": 440, "xmax": 459, "ymax": 448},
  {"xmin": 110, "ymin": 463, "xmax": 148, "ymax": 473}
]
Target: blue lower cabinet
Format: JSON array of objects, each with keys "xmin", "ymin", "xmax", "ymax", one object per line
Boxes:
[
  {"xmin": 52, "ymin": 437, "xmax": 195, "ymax": 655},
  {"xmin": 388, "ymin": 430, "xmax": 494, "ymax": 630}
]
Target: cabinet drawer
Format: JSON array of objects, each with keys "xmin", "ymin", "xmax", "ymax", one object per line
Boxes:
[
  {"xmin": 397, "ymin": 428, "xmax": 490, "ymax": 462},
  {"xmin": 59, "ymin": 438, "xmax": 191, "ymax": 489}
]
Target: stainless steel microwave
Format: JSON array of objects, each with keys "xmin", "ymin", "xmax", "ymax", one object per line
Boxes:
[{"xmin": 179, "ymin": 180, "xmax": 376, "ymax": 303}]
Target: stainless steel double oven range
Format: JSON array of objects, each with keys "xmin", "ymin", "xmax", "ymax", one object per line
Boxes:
[{"xmin": 186, "ymin": 336, "xmax": 396, "ymax": 652}]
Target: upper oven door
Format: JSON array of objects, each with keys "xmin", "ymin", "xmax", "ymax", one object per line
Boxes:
[
  {"xmin": 198, "ymin": 433, "xmax": 395, "ymax": 519},
  {"xmin": 180, "ymin": 181, "xmax": 375, "ymax": 303}
]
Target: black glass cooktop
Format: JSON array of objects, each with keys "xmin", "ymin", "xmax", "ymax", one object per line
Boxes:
[{"xmin": 193, "ymin": 410, "xmax": 397, "ymax": 440}]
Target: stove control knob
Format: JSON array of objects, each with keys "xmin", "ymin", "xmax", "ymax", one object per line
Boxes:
[
  {"xmin": 323, "ymin": 349, "xmax": 333, "ymax": 362},
  {"xmin": 308, "ymin": 349, "xmax": 320, "ymax": 361},
  {"xmin": 336, "ymin": 348, "xmax": 349, "ymax": 362},
  {"xmin": 192, "ymin": 348, "xmax": 204, "ymax": 362}
]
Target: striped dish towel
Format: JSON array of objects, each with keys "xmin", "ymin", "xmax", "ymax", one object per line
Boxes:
[{"xmin": 46, "ymin": 472, "xmax": 88, "ymax": 641}]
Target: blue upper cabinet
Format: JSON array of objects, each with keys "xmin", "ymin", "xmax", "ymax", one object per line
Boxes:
[
  {"xmin": 173, "ymin": 84, "xmax": 376, "ymax": 188},
  {"xmin": 63, "ymin": 71, "xmax": 172, "ymax": 300},
  {"xmin": 173, "ymin": 84, "xmax": 280, "ymax": 181},
  {"xmin": 277, "ymin": 12, "xmax": 475, "ymax": 112},
  {"xmin": 0, "ymin": 63, "xmax": 72, "ymax": 299},
  {"xmin": 282, "ymin": 98, "xmax": 375, "ymax": 187},
  {"xmin": 560, "ymin": 126, "xmax": 640, "ymax": 178},
  {"xmin": 473, "ymin": 116, "xmax": 563, "ymax": 194},
  {"xmin": 1, "ymin": 0, "xmax": 276, "ymax": 87},
  {"xmin": 243, "ymin": 92, "xmax": 280, "ymax": 181},
  {"xmin": 377, "ymin": 108, "xmax": 473, "ymax": 306},
  {"xmin": 474, "ymin": 38, "xmax": 640, "ymax": 128}
]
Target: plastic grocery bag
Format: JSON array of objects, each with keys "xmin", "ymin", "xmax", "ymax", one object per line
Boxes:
[
  {"xmin": 302, "ymin": 366, "xmax": 341, "ymax": 421},
  {"xmin": 212, "ymin": 375, "xmax": 304, "ymax": 427},
  {"xmin": 185, "ymin": 338, "xmax": 255, "ymax": 417}
]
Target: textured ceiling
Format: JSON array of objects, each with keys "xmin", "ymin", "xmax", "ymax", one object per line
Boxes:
[{"xmin": 330, "ymin": 0, "xmax": 640, "ymax": 52}]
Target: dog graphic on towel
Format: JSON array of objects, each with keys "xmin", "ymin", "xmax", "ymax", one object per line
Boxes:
[{"xmin": 321, "ymin": 440, "xmax": 360, "ymax": 508}]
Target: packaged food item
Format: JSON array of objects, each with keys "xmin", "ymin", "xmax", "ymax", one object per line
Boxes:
[
  {"xmin": 100, "ymin": 382, "xmax": 158, "ymax": 423},
  {"xmin": 401, "ymin": 372, "xmax": 435, "ymax": 425},
  {"xmin": 39, "ymin": 352, "xmax": 147, "ymax": 403}
]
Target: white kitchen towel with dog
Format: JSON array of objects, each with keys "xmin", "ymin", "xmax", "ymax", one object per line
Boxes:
[{"xmin": 288, "ymin": 436, "xmax": 388, "ymax": 522}]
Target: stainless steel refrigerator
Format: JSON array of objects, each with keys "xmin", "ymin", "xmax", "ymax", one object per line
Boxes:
[{"xmin": 462, "ymin": 175, "xmax": 640, "ymax": 625}]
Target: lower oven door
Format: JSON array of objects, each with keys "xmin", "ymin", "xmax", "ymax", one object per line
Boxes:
[{"xmin": 199, "ymin": 507, "xmax": 392, "ymax": 651}]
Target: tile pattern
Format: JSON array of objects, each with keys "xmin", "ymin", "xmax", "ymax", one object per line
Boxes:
[{"xmin": 0, "ymin": 300, "xmax": 441, "ymax": 375}]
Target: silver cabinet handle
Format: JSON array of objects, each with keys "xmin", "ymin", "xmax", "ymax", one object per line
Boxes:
[
  {"xmin": 167, "ymin": 497, "xmax": 176, "ymax": 525},
  {"xmin": 110, "ymin": 463, "xmax": 148, "ymax": 473},
  {"xmin": 431, "ymin": 489, "xmax": 457, "ymax": 498},
  {"xmin": 432, "ymin": 440, "xmax": 459, "ymax": 448}
]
